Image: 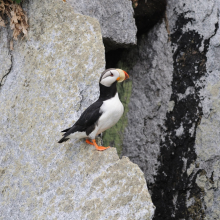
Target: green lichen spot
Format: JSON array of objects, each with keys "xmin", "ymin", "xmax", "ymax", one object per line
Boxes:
[{"xmin": 102, "ymin": 79, "xmax": 132, "ymax": 156}]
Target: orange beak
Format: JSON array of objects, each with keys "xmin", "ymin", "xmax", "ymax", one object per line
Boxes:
[
  {"xmin": 116, "ymin": 69, "xmax": 129, "ymax": 82},
  {"xmin": 123, "ymin": 71, "xmax": 129, "ymax": 80}
]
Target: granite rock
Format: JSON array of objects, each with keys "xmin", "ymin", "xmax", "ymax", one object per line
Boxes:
[
  {"xmin": 121, "ymin": 22, "xmax": 173, "ymax": 185},
  {"xmin": 152, "ymin": 1, "xmax": 220, "ymax": 219},
  {"xmin": 0, "ymin": 28, "xmax": 12, "ymax": 87},
  {"xmin": 67, "ymin": 0, "xmax": 137, "ymax": 50},
  {"xmin": 0, "ymin": 0, "xmax": 154, "ymax": 219},
  {"xmin": 103, "ymin": 0, "xmax": 220, "ymax": 219},
  {"xmin": 193, "ymin": 1, "xmax": 220, "ymax": 219},
  {"xmin": 133, "ymin": 0, "xmax": 167, "ymax": 35}
]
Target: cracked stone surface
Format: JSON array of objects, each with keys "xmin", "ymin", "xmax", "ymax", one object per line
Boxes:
[
  {"xmin": 67, "ymin": 0, "xmax": 137, "ymax": 50},
  {"xmin": 0, "ymin": 0, "xmax": 154, "ymax": 219},
  {"xmin": 0, "ymin": 27, "xmax": 12, "ymax": 87}
]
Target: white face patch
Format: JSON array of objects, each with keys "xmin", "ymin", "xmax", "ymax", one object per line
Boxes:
[{"xmin": 100, "ymin": 69, "xmax": 120, "ymax": 87}]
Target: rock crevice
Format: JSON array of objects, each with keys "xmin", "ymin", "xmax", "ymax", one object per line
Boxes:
[
  {"xmin": 68, "ymin": 0, "xmax": 137, "ymax": 51},
  {"xmin": 0, "ymin": 27, "xmax": 12, "ymax": 89}
]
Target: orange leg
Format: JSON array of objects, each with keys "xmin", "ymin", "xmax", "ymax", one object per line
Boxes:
[
  {"xmin": 85, "ymin": 139, "xmax": 110, "ymax": 151},
  {"xmin": 92, "ymin": 139, "xmax": 110, "ymax": 151},
  {"xmin": 85, "ymin": 139, "xmax": 93, "ymax": 145}
]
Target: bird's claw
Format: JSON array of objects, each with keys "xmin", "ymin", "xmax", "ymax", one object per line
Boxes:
[
  {"xmin": 95, "ymin": 146, "xmax": 110, "ymax": 151},
  {"xmin": 85, "ymin": 139, "xmax": 110, "ymax": 151}
]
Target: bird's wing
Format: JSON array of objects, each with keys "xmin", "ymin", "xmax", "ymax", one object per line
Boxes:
[
  {"xmin": 59, "ymin": 100, "xmax": 103, "ymax": 139},
  {"xmin": 75, "ymin": 100, "xmax": 103, "ymax": 129}
]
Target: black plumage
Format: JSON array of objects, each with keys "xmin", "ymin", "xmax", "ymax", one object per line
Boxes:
[{"xmin": 58, "ymin": 80, "xmax": 117, "ymax": 143}]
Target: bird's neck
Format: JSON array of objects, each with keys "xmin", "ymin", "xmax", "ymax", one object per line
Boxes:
[{"xmin": 99, "ymin": 82, "xmax": 117, "ymax": 100}]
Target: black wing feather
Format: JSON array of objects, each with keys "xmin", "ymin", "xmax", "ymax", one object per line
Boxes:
[
  {"xmin": 75, "ymin": 100, "xmax": 103, "ymax": 128},
  {"xmin": 61, "ymin": 128, "xmax": 71, "ymax": 132},
  {"xmin": 58, "ymin": 100, "xmax": 103, "ymax": 143},
  {"xmin": 57, "ymin": 137, "xmax": 70, "ymax": 143}
]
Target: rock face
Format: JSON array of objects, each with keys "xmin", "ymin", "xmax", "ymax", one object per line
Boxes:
[
  {"xmin": 103, "ymin": 0, "xmax": 220, "ymax": 219},
  {"xmin": 68, "ymin": 0, "xmax": 137, "ymax": 50},
  {"xmin": 0, "ymin": 28, "xmax": 11, "ymax": 87},
  {"xmin": 150, "ymin": 1, "xmax": 220, "ymax": 219},
  {"xmin": 121, "ymin": 23, "xmax": 173, "ymax": 185},
  {"xmin": 0, "ymin": 0, "xmax": 155, "ymax": 219},
  {"xmin": 185, "ymin": 1, "xmax": 220, "ymax": 219},
  {"xmin": 132, "ymin": 0, "xmax": 167, "ymax": 35},
  {"xmin": 104, "ymin": 22, "xmax": 173, "ymax": 181},
  {"xmin": 0, "ymin": 143, "xmax": 155, "ymax": 219}
]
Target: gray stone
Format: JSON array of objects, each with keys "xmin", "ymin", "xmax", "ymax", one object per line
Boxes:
[
  {"xmin": 0, "ymin": 0, "xmax": 154, "ymax": 219},
  {"xmin": 0, "ymin": 28, "xmax": 12, "ymax": 87},
  {"xmin": 67, "ymin": 0, "xmax": 137, "ymax": 50},
  {"xmin": 164, "ymin": 0, "xmax": 220, "ymax": 219},
  {"xmin": 192, "ymin": 2, "xmax": 220, "ymax": 219},
  {"xmin": 122, "ymin": 22, "xmax": 173, "ymax": 185},
  {"xmin": 104, "ymin": 0, "xmax": 220, "ymax": 219}
]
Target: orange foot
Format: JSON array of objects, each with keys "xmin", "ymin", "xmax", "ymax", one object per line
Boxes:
[
  {"xmin": 85, "ymin": 139, "xmax": 110, "ymax": 151},
  {"xmin": 92, "ymin": 139, "xmax": 110, "ymax": 151},
  {"xmin": 85, "ymin": 139, "xmax": 93, "ymax": 145}
]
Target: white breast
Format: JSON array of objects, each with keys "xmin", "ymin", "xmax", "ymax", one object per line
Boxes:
[{"xmin": 96, "ymin": 93, "xmax": 124, "ymax": 135}]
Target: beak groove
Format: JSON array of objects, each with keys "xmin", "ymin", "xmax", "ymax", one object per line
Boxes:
[{"xmin": 123, "ymin": 71, "xmax": 129, "ymax": 80}]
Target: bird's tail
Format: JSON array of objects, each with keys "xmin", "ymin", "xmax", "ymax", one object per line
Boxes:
[
  {"xmin": 58, "ymin": 125, "xmax": 79, "ymax": 143},
  {"xmin": 57, "ymin": 137, "xmax": 70, "ymax": 143},
  {"xmin": 61, "ymin": 128, "xmax": 71, "ymax": 132}
]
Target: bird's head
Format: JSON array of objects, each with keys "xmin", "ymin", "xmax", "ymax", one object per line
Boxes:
[{"xmin": 99, "ymin": 68, "xmax": 129, "ymax": 87}]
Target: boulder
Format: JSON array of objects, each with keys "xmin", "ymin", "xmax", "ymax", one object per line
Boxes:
[
  {"xmin": 0, "ymin": 0, "xmax": 154, "ymax": 219},
  {"xmin": 104, "ymin": 0, "xmax": 220, "ymax": 219},
  {"xmin": 68, "ymin": 0, "xmax": 137, "ymax": 51}
]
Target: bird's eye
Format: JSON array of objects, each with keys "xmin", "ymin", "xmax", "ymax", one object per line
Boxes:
[{"xmin": 110, "ymin": 72, "xmax": 114, "ymax": 76}]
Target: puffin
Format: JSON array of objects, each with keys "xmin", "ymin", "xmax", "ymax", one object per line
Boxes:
[{"xmin": 58, "ymin": 68, "xmax": 129, "ymax": 151}]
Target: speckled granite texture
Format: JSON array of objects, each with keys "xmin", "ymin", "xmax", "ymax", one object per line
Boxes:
[
  {"xmin": 0, "ymin": 0, "xmax": 155, "ymax": 219},
  {"xmin": 68, "ymin": 0, "xmax": 137, "ymax": 50}
]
